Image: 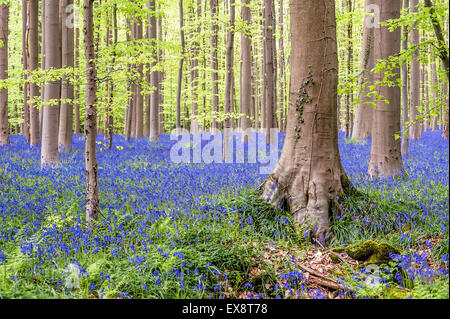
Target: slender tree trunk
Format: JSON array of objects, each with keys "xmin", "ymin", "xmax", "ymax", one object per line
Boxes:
[
  {"xmin": 344, "ymin": 0, "xmax": 353, "ymax": 137},
  {"xmin": 210, "ymin": 0, "xmax": 219, "ymax": 132},
  {"xmin": 176, "ymin": 0, "xmax": 185, "ymax": 134},
  {"xmin": 241, "ymin": 0, "xmax": 251, "ymax": 141},
  {"xmin": 401, "ymin": 0, "xmax": 409, "ymax": 156},
  {"xmin": 28, "ymin": 0, "xmax": 40, "ymax": 147},
  {"xmin": 0, "ymin": 4, "xmax": 9, "ymax": 146},
  {"xmin": 263, "ymin": 0, "xmax": 274, "ymax": 143},
  {"xmin": 368, "ymin": 0, "xmax": 405, "ymax": 177},
  {"xmin": 83, "ymin": 0, "xmax": 99, "ymax": 227},
  {"xmin": 22, "ymin": 0, "xmax": 30, "ymax": 142},
  {"xmin": 431, "ymin": 57, "xmax": 438, "ymax": 131},
  {"xmin": 352, "ymin": 0, "xmax": 374, "ymax": 141},
  {"xmin": 108, "ymin": 3, "xmax": 117, "ymax": 149},
  {"xmin": 74, "ymin": 26, "xmax": 80, "ymax": 134},
  {"xmin": 157, "ymin": 8, "xmax": 165, "ymax": 134},
  {"xmin": 423, "ymin": 52, "xmax": 430, "ymax": 132},
  {"xmin": 135, "ymin": 15, "xmax": 143, "ymax": 138},
  {"xmin": 148, "ymin": 0, "xmax": 159, "ymax": 141},
  {"xmin": 423, "ymin": 0, "xmax": 449, "ymax": 81},
  {"xmin": 58, "ymin": 0, "xmax": 74, "ymax": 152},
  {"xmin": 260, "ymin": 0, "xmax": 351, "ymax": 242},
  {"xmin": 41, "ymin": 0, "xmax": 61, "ymax": 168},
  {"xmin": 409, "ymin": 0, "xmax": 422, "ymax": 140},
  {"xmin": 223, "ymin": 0, "xmax": 235, "ymax": 160},
  {"xmin": 278, "ymin": 0, "xmax": 285, "ymax": 132}
]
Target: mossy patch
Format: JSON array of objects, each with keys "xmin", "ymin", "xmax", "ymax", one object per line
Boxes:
[{"xmin": 331, "ymin": 240, "xmax": 400, "ymax": 264}]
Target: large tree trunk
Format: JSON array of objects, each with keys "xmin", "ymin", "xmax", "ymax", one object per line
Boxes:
[
  {"xmin": 83, "ymin": 0, "xmax": 99, "ymax": 227},
  {"xmin": 0, "ymin": 3, "xmax": 9, "ymax": 146},
  {"xmin": 41, "ymin": 0, "xmax": 61, "ymax": 168},
  {"xmin": 263, "ymin": 0, "xmax": 274, "ymax": 143},
  {"xmin": 260, "ymin": 0, "xmax": 351, "ymax": 241},
  {"xmin": 148, "ymin": 0, "xmax": 159, "ymax": 141},
  {"xmin": 28, "ymin": 0, "xmax": 40, "ymax": 147},
  {"xmin": 352, "ymin": 0, "xmax": 374, "ymax": 141},
  {"xmin": 58, "ymin": 0, "xmax": 74, "ymax": 152},
  {"xmin": 409, "ymin": 0, "xmax": 422, "ymax": 140},
  {"xmin": 368, "ymin": 0, "xmax": 405, "ymax": 177},
  {"xmin": 401, "ymin": 0, "xmax": 409, "ymax": 156},
  {"xmin": 240, "ymin": 0, "xmax": 251, "ymax": 141}
]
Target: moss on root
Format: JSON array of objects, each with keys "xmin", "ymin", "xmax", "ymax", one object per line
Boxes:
[{"xmin": 331, "ymin": 240, "xmax": 400, "ymax": 264}]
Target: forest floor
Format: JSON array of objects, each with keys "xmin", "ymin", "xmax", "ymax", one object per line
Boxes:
[{"xmin": 0, "ymin": 131, "xmax": 448, "ymax": 299}]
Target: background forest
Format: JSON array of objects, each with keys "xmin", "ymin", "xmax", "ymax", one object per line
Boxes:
[{"xmin": 0, "ymin": 0, "xmax": 448, "ymax": 299}]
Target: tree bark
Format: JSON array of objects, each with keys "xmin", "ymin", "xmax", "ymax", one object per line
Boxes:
[
  {"xmin": 409, "ymin": 0, "xmax": 422, "ymax": 140},
  {"xmin": 41, "ymin": 0, "xmax": 61, "ymax": 168},
  {"xmin": 260, "ymin": 0, "xmax": 351, "ymax": 241},
  {"xmin": 58, "ymin": 0, "xmax": 74, "ymax": 152},
  {"xmin": 148, "ymin": 0, "xmax": 159, "ymax": 141},
  {"xmin": 278, "ymin": 0, "xmax": 285, "ymax": 132},
  {"xmin": 240, "ymin": 0, "xmax": 251, "ymax": 141},
  {"xmin": 368, "ymin": 0, "xmax": 405, "ymax": 178},
  {"xmin": 423, "ymin": 0, "xmax": 449, "ymax": 81},
  {"xmin": 83, "ymin": 0, "xmax": 99, "ymax": 227},
  {"xmin": 263, "ymin": 0, "xmax": 274, "ymax": 143},
  {"xmin": 22, "ymin": 0, "xmax": 30, "ymax": 142},
  {"xmin": 0, "ymin": 3, "xmax": 9, "ymax": 146},
  {"xmin": 401, "ymin": 0, "xmax": 409, "ymax": 157},
  {"xmin": 223, "ymin": 0, "xmax": 235, "ymax": 160},
  {"xmin": 74, "ymin": 26, "xmax": 80, "ymax": 134},
  {"xmin": 430, "ymin": 57, "xmax": 438, "ymax": 131},
  {"xmin": 210, "ymin": 0, "xmax": 219, "ymax": 132},
  {"xmin": 352, "ymin": 0, "xmax": 374, "ymax": 141},
  {"xmin": 28, "ymin": 0, "xmax": 40, "ymax": 147},
  {"xmin": 176, "ymin": 0, "xmax": 185, "ymax": 134}
]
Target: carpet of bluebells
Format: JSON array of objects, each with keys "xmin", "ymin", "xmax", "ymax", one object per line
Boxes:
[{"xmin": 0, "ymin": 130, "xmax": 448, "ymax": 299}]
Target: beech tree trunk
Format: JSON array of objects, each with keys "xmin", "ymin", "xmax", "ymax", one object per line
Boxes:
[
  {"xmin": 22, "ymin": 0, "xmax": 30, "ymax": 142},
  {"xmin": 134, "ymin": 15, "xmax": 143, "ymax": 138},
  {"xmin": 431, "ymin": 58, "xmax": 438, "ymax": 131},
  {"xmin": 352, "ymin": 0, "xmax": 374, "ymax": 141},
  {"xmin": 58, "ymin": 0, "xmax": 74, "ymax": 152},
  {"xmin": 41, "ymin": 0, "xmax": 61, "ymax": 168},
  {"xmin": 278, "ymin": 0, "xmax": 285, "ymax": 132},
  {"xmin": 0, "ymin": 3, "xmax": 9, "ymax": 146},
  {"xmin": 368, "ymin": 0, "xmax": 405, "ymax": 177},
  {"xmin": 210, "ymin": 0, "xmax": 219, "ymax": 132},
  {"xmin": 401, "ymin": 0, "xmax": 409, "ymax": 156},
  {"xmin": 409, "ymin": 0, "xmax": 422, "ymax": 140},
  {"xmin": 176, "ymin": 0, "xmax": 185, "ymax": 133},
  {"xmin": 223, "ymin": 0, "xmax": 235, "ymax": 160},
  {"xmin": 240, "ymin": 0, "xmax": 251, "ymax": 141},
  {"xmin": 148, "ymin": 0, "xmax": 159, "ymax": 141},
  {"xmin": 157, "ymin": 8, "xmax": 165, "ymax": 134},
  {"xmin": 83, "ymin": 0, "xmax": 99, "ymax": 227},
  {"xmin": 28, "ymin": 0, "xmax": 40, "ymax": 147},
  {"xmin": 74, "ymin": 26, "xmax": 80, "ymax": 134},
  {"xmin": 263, "ymin": 0, "xmax": 274, "ymax": 143},
  {"xmin": 260, "ymin": 0, "xmax": 351, "ymax": 241}
]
